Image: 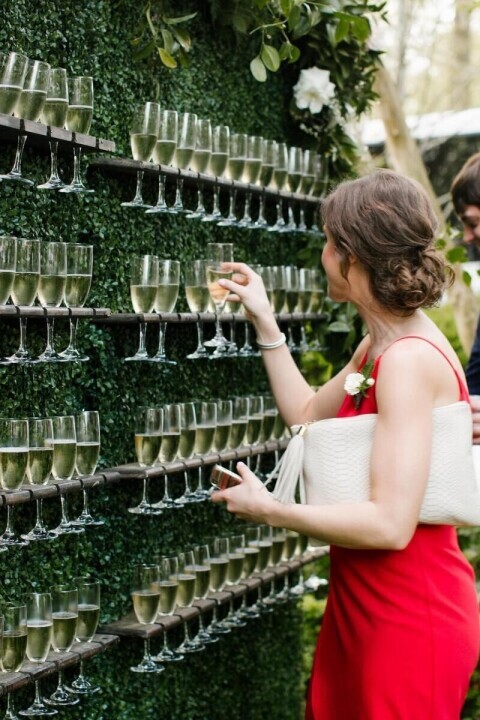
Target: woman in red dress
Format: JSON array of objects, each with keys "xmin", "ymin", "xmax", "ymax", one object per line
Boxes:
[{"xmin": 212, "ymin": 170, "xmax": 480, "ymax": 719}]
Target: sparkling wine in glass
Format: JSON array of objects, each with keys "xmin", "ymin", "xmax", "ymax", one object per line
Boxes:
[
  {"xmin": 284, "ymin": 146, "xmax": 304, "ymax": 231},
  {"xmin": 121, "ymin": 102, "xmax": 160, "ymax": 209},
  {"xmin": 205, "ymin": 242, "xmax": 234, "ymax": 357},
  {"xmin": 66, "ymin": 576, "xmax": 101, "ymax": 695},
  {"xmin": 8, "ymin": 237, "xmax": 40, "ymax": 365},
  {"xmin": 186, "ymin": 117, "xmax": 212, "ymax": 220},
  {"xmin": 218, "ymin": 133, "xmax": 247, "ymax": 227},
  {"xmin": 228, "ymin": 396, "xmax": 249, "ymax": 451},
  {"xmin": 146, "ymin": 109, "xmax": 178, "ymax": 214},
  {"xmin": 73, "ymin": 410, "xmax": 102, "ymax": 526},
  {"xmin": 254, "ymin": 139, "xmax": 277, "ymax": 229},
  {"xmin": 202, "ymin": 124, "xmax": 229, "ymax": 223},
  {"xmin": 37, "ymin": 241, "xmax": 67, "ymax": 363},
  {"xmin": 238, "ymin": 135, "xmax": 262, "ymax": 228},
  {"xmin": 192, "ymin": 401, "xmax": 217, "ymax": 499},
  {"xmin": 0, "ymin": 51, "xmax": 28, "ymax": 114},
  {"xmin": 174, "ymin": 550, "xmax": 205, "ymax": 654},
  {"xmin": 207, "ymin": 536, "xmax": 230, "ymax": 635},
  {"xmin": 130, "ymin": 564, "xmax": 163, "ymax": 674},
  {"xmin": 51, "ymin": 415, "xmax": 80, "ymax": 536},
  {"xmin": 268, "ymin": 141, "xmax": 288, "ymax": 233},
  {"xmin": 38, "ymin": 67, "xmax": 69, "ymax": 190},
  {"xmin": 169, "ymin": 112, "xmax": 197, "ymax": 214},
  {"xmin": 1, "ymin": 602, "xmax": 27, "ymax": 719},
  {"xmin": 45, "ymin": 586, "xmax": 79, "ymax": 708},
  {"xmin": 1, "ymin": 59, "xmax": 50, "ymax": 186},
  {"xmin": 175, "ymin": 402, "xmax": 197, "ymax": 505},
  {"xmin": 126, "ymin": 254, "xmax": 159, "ymax": 362},
  {"xmin": 0, "ymin": 235, "xmax": 17, "ymax": 363},
  {"xmin": 212, "ymin": 399, "xmax": 232, "ymax": 453},
  {"xmin": 22, "ymin": 417, "xmax": 56, "ymax": 542},
  {"xmin": 19, "ymin": 593, "xmax": 55, "ymax": 718},
  {"xmin": 152, "ymin": 556, "xmax": 182, "ymax": 663},
  {"xmin": 129, "ymin": 406, "xmax": 163, "ymax": 515},
  {"xmin": 151, "ymin": 259, "xmax": 180, "ymax": 364},
  {"xmin": 0, "ymin": 418, "xmax": 29, "ymax": 548},
  {"xmin": 59, "ymin": 243, "xmax": 93, "ymax": 361},
  {"xmin": 153, "ymin": 403, "xmax": 181, "ymax": 510},
  {"xmin": 60, "ymin": 76, "xmax": 94, "ymax": 194},
  {"xmin": 184, "ymin": 259, "xmax": 210, "ymax": 360}
]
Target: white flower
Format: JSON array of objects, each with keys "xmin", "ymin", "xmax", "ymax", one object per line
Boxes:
[
  {"xmin": 293, "ymin": 67, "xmax": 336, "ymax": 115},
  {"xmin": 366, "ymin": 378, "xmax": 375, "ymax": 386},
  {"xmin": 344, "ymin": 373, "xmax": 365, "ymax": 396}
]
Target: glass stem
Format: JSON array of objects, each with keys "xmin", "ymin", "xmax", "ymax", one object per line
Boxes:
[
  {"xmin": 66, "ymin": 318, "xmax": 79, "ymax": 353},
  {"xmin": 257, "ymin": 195, "xmax": 266, "ymax": 224},
  {"xmin": 48, "ymin": 140, "xmax": 61, "ymax": 182},
  {"xmin": 45, "ymin": 317, "xmax": 56, "ymax": 355},
  {"xmin": 141, "ymin": 477, "xmax": 151, "ymax": 507},
  {"xmin": 72, "ymin": 146, "xmax": 83, "ymax": 186},
  {"xmin": 196, "ymin": 184, "xmax": 205, "ymax": 213},
  {"xmin": 81, "ymin": 489, "xmax": 90, "ymax": 517},
  {"xmin": 195, "ymin": 321, "xmax": 204, "ymax": 350},
  {"xmin": 212, "ymin": 186, "xmax": 221, "ymax": 215},
  {"xmin": 17, "ymin": 317, "xmax": 28, "ymax": 354},
  {"xmin": 132, "ymin": 170, "xmax": 144, "ymax": 203},
  {"xmin": 34, "ymin": 498, "xmax": 45, "ymax": 531},
  {"xmin": 34, "ymin": 680, "xmax": 42, "ymax": 707},
  {"xmin": 194, "ymin": 467, "xmax": 203, "ymax": 494},
  {"xmin": 173, "ymin": 178, "xmax": 184, "ymax": 209},
  {"xmin": 5, "ymin": 506, "xmax": 14, "ymax": 535},
  {"xmin": 183, "ymin": 470, "xmax": 193, "ymax": 496},
  {"xmin": 5, "ymin": 692, "xmax": 16, "ymax": 718},
  {"xmin": 156, "ymin": 174, "xmax": 167, "ymax": 209},
  {"xmin": 137, "ymin": 321, "xmax": 147, "ymax": 356},
  {"xmin": 241, "ymin": 192, "xmax": 252, "ymax": 223},
  {"xmin": 162, "ymin": 476, "xmax": 172, "ymax": 503},
  {"xmin": 60, "ymin": 495, "xmax": 70, "ymax": 524},
  {"xmin": 157, "ymin": 322, "xmax": 167, "ymax": 358},
  {"xmin": 11, "ymin": 134, "xmax": 27, "ymax": 175}
]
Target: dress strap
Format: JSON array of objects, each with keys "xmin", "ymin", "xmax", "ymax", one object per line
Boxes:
[{"xmin": 382, "ymin": 335, "xmax": 469, "ymax": 402}]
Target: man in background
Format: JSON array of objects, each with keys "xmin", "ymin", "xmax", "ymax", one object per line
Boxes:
[{"xmin": 451, "ymin": 152, "xmax": 480, "ymax": 442}]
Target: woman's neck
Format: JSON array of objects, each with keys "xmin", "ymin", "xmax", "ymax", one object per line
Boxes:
[{"xmin": 357, "ymin": 305, "xmax": 431, "ymax": 358}]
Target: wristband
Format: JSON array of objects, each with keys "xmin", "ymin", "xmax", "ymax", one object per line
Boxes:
[{"xmin": 256, "ymin": 332, "xmax": 287, "ymax": 350}]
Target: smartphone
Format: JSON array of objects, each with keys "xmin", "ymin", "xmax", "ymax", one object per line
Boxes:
[{"xmin": 210, "ymin": 464, "xmax": 241, "ymax": 490}]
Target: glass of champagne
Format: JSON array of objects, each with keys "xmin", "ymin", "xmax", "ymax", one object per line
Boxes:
[
  {"xmin": 284, "ymin": 146, "xmax": 304, "ymax": 231},
  {"xmin": 207, "ymin": 536, "xmax": 230, "ymax": 636},
  {"xmin": 169, "ymin": 112, "xmax": 197, "ymax": 214},
  {"xmin": 202, "ymin": 124, "xmax": 229, "ymax": 223},
  {"xmin": 268, "ymin": 141, "xmax": 288, "ymax": 233},
  {"xmin": 8, "ymin": 238, "xmax": 40, "ymax": 365},
  {"xmin": 205, "ymin": 242, "xmax": 234, "ymax": 356},
  {"xmin": 271, "ymin": 265, "xmax": 287, "ymax": 315},
  {"xmin": 297, "ymin": 149, "xmax": 315, "ymax": 232},
  {"xmin": 22, "ymin": 417, "xmax": 56, "ymax": 542},
  {"xmin": 235, "ymin": 525, "xmax": 261, "ymax": 620},
  {"xmin": 18, "ymin": 592, "xmax": 55, "ymax": 718},
  {"xmin": 228, "ymin": 396, "xmax": 249, "ymax": 451},
  {"xmin": 59, "ymin": 243, "xmax": 93, "ymax": 361},
  {"xmin": 218, "ymin": 133, "xmax": 247, "ymax": 227},
  {"xmin": 212, "ymin": 399, "xmax": 232, "ymax": 454},
  {"xmin": 152, "ymin": 556, "xmax": 182, "ymax": 664},
  {"xmin": 186, "ymin": 117, "xmax": 212, "ymax": 220},
  {"xmin": 121, "ymin": 101, "xmax": 160, "ymax": 209},
  {"xmin": 192, "ymin": 401, "xmax": 216, "ymax": 499},
  {"xmin": 151, "ymin": 259, "xmax": 180, "ymax": 364},
  {"xmin": 285, "ymin": 265, "xmax": 300, "ymax": 352},
  {"xmin": 0, "ymin": 235, "xmax": 16, "ymax": 307},
  {"xmin": 37, "ymin": 67, "xmax": 69, "ymax": 190},
  {"xmin": 73, "ymin": 410, "xmax": 102, "ymax": 527},
  {"xmin": 190, "ymin": 544, "xmax": 218, "ymax": 646},
  {"xmin": 1, "ymin": 602, "xmax": 27, "ymax": 720},
  {"xmin": 0, "ymin": 51, "xmax": 28, "ymax": 115},
  {"xmin": 153, "ymin": 404, "xmax": 180, "ymax": 510},
  {"xmin": 36, "ymin": 241, "xmax": 67, "ymax": 364},
  {"xmin": 184, "ymin": 259, "xmax": 210, "ymax": 360},
  {"xmin": 60, "ymin": 76, "xmax": 94, "ymax": 194},
  {"xmin": 1, "ymin": 59, "xmax": 50, "ymax": 185},
  {"xmin": 129, "ymin": 406, "xmax": 163, "ymax": 515},
  {"xmin": 0, "ymin": 418, "xmax": 29, "ymax": 548},
  {"xmin": 174, "ymin": 550, "xmax": 204, "ymax": 654},
  {"xmin": 130, "ymin": 564, "xmax": 163, "ymax": 674},
  {"xmin": 238, "ymin": 135, "xmax": 262, "ymax": 228},
  {"xmin": 218, "ymin": 533, "xmax": 247, "ymax": 630},
  {"xmin": 45, "ymin": 586, "xmax": 79, "ymax": 708},
  {"xmin": 146, "ymin": 109, "xmax": 178, "ymax": 214},
  {"xmin": 254, "ymin": 139, "xmax": 277, "ymax": 229},
  {"xmin": 51, "ymin": 415, "xmax": 80, "ymax": 536},
  {"xmin": 125, "ymin": 254, "xmax": 158, "ymax": 362},
  {"xmin": 66, "ymin": 576, "xmax": 101, "ymax": 695},
  {"xmin": 175, "ymin": 402, "xmax": 197, "ymax": 505}
]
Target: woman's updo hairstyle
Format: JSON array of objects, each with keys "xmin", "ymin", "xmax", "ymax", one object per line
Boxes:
[{"xmin": 321, "ymin": 169, "xmax": 453, "ymax": 314}]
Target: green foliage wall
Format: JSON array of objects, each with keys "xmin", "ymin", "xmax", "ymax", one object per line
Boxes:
[{"xmin": 0, "ymin": 2, "xmax": 317, "ymax": 718}]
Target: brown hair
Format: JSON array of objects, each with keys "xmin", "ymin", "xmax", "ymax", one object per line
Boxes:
[
  {"xmin": 321, "ymin": 169, "xmax": 453, "ymax": 314},
  {"xmin": 451, "ymin": 152, "xmax": 480, "ymax": 215}
]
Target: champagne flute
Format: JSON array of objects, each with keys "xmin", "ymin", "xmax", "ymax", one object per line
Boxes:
[
  {"xmin": 129, "ymin": 406, "xmax": 163, "ymax": 515},
  {"xmin": 66, "ymin": 576, "xmax": 101, "ymax": 695},
  {"xmin": 22, "ymin": 417, "xmax": 56, "ymax": 542},
  {"xmin": 121, "ymin": 101, "xmax": 160, "ymax": 209},
  {"xmin": 37, "ymin": 67, "xmax": 68, "ymax": 190},
  {"xmin": 254, "ymin": 394, "xmax": 277, "ymax": 479},
  {"xmin": 285, "ymin": 265, "xmax": 300, "ymax": 352},
  {"xmin": 8, "ymin": 238, "xmax": 40, "ymax": 365},
  {"xmin": 202, "ymin": 124, "xmax": 229, "ymax": 223},
  {"xmin": 186, "ymin": 117, "xmax": 212, "ymax": 220},
  {"xmin": 1, "ymin": 602, "xmax": 27, "ymax": 720},
  {"xmin": 248, "ymin": 525, "xmax": 273, "ymax": 614},
  {"xmin": 51, "ymin": 415, "xmax": 80, "ymax": 536},
  {"xmin": 284, "ymin": 146, "xmax": 304, "ymax": 232},
  {"xmin": 0, "ymin": 418, "xmax": 29, "ymax": 548},
  {"xmin": 184, "ymin": 259, "xmax": 210, "ymax": 360},
  {"xmin": 236, "ymin": 525, "xmax": 261, "ymax": 619},
  {"xmin": 207, "ymin": 536, "xmax": 231, "ymax": 635},
  {"xmin": 254, "ymin": 139, "xmax": 277, "ymax": 229},
  {"xmin": 218, "ymin": 133, "xmax": 247, "ymax": 227},
  {"xmin": 298, "ymin": 268, "xmax": 314, "ymax": 353},
  {"xmin": 18, "ymin": 593, "xmax": 55, "ymax": 718},
  {"xmin": 189, "ymin": 544, "xmax": 218, "ymax": 646},
  {"xmin": 192, "ymin": 401, "xmax": 216, "ymax": 499},
  {"xmin": 276, "ymin": 530, "xmax": 299, "ymax": 602},
  {"xmin": 146, "ymin": 109, "xmax": 178, "ymax": 214},
  {"xmin": 0, "ymin": 51, "xmax": 28, "ymax": 115},
  {"xmin": 245, "ymin": 395, "xmax": 263, "ymax": 473},
  {"xmin": 238, "ymin": 135, "xmax": 262, "ymax": 228},
  {"xmin": 59, "ymin": 243, "xmax": 93, "ymax": 361},
  {"xmin": 0, "ymin": 235, "xmax": 16, "ymax": 306},
  {"xmin": 153, "ymin": 404, "xmax": 180, "ymax": 510},
  {"xmin": 268, "ymin": 141, "xmax": 288, "ymax": 232},
  {"xmin": 36, "ymin": 241, "xmax": 67, "ymax": 364},
  {"xmin": 1, "ymin": 59, "xmax": 50, "ymax": 185},
  {"xmin": 212, "ymin": 399, "xmax": 232, "ymax": 453},
  {"xmin": 228, "ymin": 396, "xmax": 249, "ymax": 451},
  {"xmin": 125, "ymin": 254, "xmax": 158, "ymax": 362},
  {"xmin": 238, "ymin": 264, "xmax": 260, "ymax": 357},
  {"xmin": 175, "ymin": 402, "xmax": 198, "ymax": 505},
  {"xmin": 60, "ymin": 76, "xmax": 94, "ymax": 194},
  {"xmin": 152, "ymin": 556, "xmax": 182, "ymax": 663},
  {"xmin": 205, "ymin": 242, "xmax": 234, "ymax": 357},
  {"xmin": 45, "ymin": 586, "xmax": 79, "ymax": 708},
  {"xmin": 216, "ymin": 533, "xmax": 247, "ymax": 630},
  {"xmin": 270, "ymin": 265, "xmax": 287, "ymax": 315},
  {"xmin": 169, "ymin": 112, "xmax": 197, "ymax": 214},
  {"xmin": 309, "ymin": 154, "xmax": 329, "ymax": 235},
  {"xmin": 73, "ymin": 410, "xmax": 102, "ymax": 526},
  {"xmin": 150, "ymin": 259, "xmax": 180, "ymax": 364},
  {"xmin": 297, "ymin": 149, "xmax": 315, "ymax": 232},
  {"xmin": 174, "ymin": 550, "xmax": 205, "ymax": 654},
  {"xmin": 130, "ymin": 564, "xmax": 163, "ymax": 674}
]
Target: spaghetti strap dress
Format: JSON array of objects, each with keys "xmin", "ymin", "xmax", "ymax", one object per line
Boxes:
[{"xmin": 305, "ymin": 336, "xmax": 480, "ymax": 720}]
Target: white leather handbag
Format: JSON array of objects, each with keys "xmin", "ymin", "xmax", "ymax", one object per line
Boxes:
[{"xmin": 271, "ymin": 401, "xmax": 480, "ymax": 527}]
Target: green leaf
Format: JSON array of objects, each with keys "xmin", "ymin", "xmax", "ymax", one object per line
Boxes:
[
  {"xmin": 158, "ymin": 47, "xmax": 177, "ymax": 69},
  {"xmin": 160, "ymin": 28, "xmax": 174, "ymax": 53},
  {"xmin": 171, "ymin": 26, "xmax": 192, "ymax": 52},
  {"xmin": 328, "ymin": 320, "xmax": 351, "ymax": 333},
  {"xmin": 288, "ymin": 44, "xmax": 300, "ymax": 62},
  {"xmin": 280, "ymin": 0, "xmax": 294, "ymax": 16},
  {"xmin": 335, "ymin": 18, "xmax": 350, "ymax": 43},
  {"xmin": 232, "ymin": 11, "xmax": 249, "ymax": 34},
  {"xmin": 279, "ymin": 41, "xmax": 292, "ymax": 60},
  {"xmin": 446, "ymin": 246, "xmax": 468, "ymax": 264},
  {"xmin": 132, "ymin": 39, "xmax": 155, "ymax": 61},
  {"xmin": 250, "ymin": 55, "xmax": 267, "ymax": 82},
  {"xmin": 261, "ymin": 44, "xmax": 280, "ymax": 72},
  {"xmin": 288, "ymin": 5, "xmax": 302, "ymax": 32},
  {"xmin": 463, "ymin": 270, "xmax": 472, "ymax": 287},
  {"xmin": 162, "ymin": 12, "xmax": 197, "ymax": 25}
]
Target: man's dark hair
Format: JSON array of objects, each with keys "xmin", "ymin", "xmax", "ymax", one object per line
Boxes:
[{"xmin": 451, "ymin": 152, "xmax": 480, "ymax": 215}]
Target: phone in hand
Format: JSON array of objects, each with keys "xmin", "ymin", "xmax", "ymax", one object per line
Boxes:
[{"xmin": 210, "ymin": 464, "xmax": 241, "ymax": 490}]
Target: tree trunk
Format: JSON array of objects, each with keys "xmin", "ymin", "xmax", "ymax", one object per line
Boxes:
[
  {"xmin": 373, "ymin": 61, "xmax": 478, "ymax": 353},
  {"xmin": 451, "ymin": 0, "xmax": 470, "ymax": 110}
]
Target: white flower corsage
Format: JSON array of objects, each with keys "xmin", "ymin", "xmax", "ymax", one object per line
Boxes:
[
  {"xmin": 344, "ymin": 360, "xmax": 375, "ymax": 410},
  {"xmin": 293, "ymin": 66, "xmax": 336, "ymax": 115}
]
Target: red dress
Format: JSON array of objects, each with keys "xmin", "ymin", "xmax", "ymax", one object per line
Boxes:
[{"xmin": 305, "ymin": 338, "xmax": 480, "ymax": 720}]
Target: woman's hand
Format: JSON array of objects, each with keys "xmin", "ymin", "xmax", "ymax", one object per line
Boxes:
[
  {"xmin": 210, "ymin": 461, "xmax": 277, "ymax": 523},
  {"xmin": 220, "ymin": 262, "xmax": 272, "ymax": 324}
]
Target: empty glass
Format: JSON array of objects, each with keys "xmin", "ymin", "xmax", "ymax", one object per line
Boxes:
[{"xmin": 121, "ymin": 102, "xmax": 160, "ymax": 209}]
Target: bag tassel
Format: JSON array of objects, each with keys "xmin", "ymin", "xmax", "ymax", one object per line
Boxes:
[{"xmin": 270, "ymin": 431, "xmax": 305, "ymax": 504}]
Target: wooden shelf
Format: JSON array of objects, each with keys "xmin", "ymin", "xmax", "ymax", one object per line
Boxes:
[
  {"xmin": 0, "ymin": 306, "xmax": 111, "ymax": 319},
  {"xmin": 90, "ymin": 156, "xmax": 320, "ymax": 206},
  {"xmin": 0, "ymin": 113, "xmax": 115, "ymax": 155},
  {"xmin": 91, "ymin": 310, "xmax": 325, "ymax": 325},
  {"xmin": 101, "ymin": 548, "xmax": 329, "ymax": 640},
  {"xmin": 0, "ymin": 634, "xmax": 119, "ymax": 698},
  {"xmin": 0, "ymin": 438, "xmax": 289, "ymax": 507}
]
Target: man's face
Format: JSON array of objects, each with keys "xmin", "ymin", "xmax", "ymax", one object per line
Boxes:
[{"xmin": 459, "ymin": 204, "xmax": 480, "ymax": 248}]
